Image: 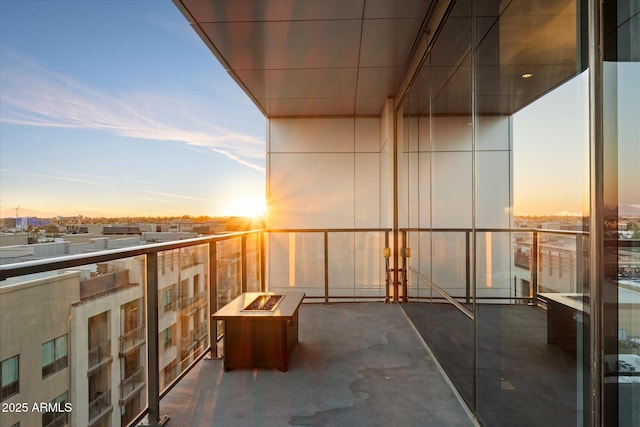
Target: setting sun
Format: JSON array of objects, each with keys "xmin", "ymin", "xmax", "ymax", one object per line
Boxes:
[{"xmin": 226, "ymin": 195, "xmax": 266, "ymax": 218}]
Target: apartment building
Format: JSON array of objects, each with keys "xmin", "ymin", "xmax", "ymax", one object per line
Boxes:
[{"xmin": 0, "ymin": 245, "xmax": 209, "ymax": 427}]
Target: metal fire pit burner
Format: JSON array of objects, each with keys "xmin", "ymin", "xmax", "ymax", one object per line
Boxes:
[{"xmin": 243, "ymin": 294, "xmax": 284, "ymax": 311}]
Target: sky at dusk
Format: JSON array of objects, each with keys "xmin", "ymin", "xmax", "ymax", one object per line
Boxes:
[
  {"xmin": 1, "ymin": 1, "xmax": 636, "ymax": 221},
  {"xmin": 0, "ymin": 0, "xmax": 267, "ymax": 219}
]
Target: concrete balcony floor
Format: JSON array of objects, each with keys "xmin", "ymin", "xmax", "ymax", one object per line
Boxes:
[{"xmin": 161, "ymin": 303, "xmax": 477, "ymax": 426}]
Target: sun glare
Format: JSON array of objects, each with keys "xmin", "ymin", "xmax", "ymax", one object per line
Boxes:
[{"xmin": 227, "ymin": 196, "xmax": 266, "ymax": 218}]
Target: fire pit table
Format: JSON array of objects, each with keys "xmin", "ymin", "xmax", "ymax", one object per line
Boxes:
[{"xmin": 212, "ymin": 292, "xmax": 305, "ymax": 371}]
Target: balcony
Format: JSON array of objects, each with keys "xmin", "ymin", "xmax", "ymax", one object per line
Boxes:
[
  {"xmin": 1, "ymin": 229, "xmax": 636, "ymax": 427},
  {"xmin": 88, "ymin": 389, "xmax": 112, "ymax": 426},
  {"xmin": 120, "ymin": 367, "xmax": 145, "ymax": 404},
  {"xmin": 119, "ymin": 324, "xmax": 145, "ymax": 356},
  {"xmin": 88, "ymin": 340, "xmax": 112, "ymax": 373}
]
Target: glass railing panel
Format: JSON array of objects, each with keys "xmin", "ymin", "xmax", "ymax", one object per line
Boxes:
[
  {"xmin": 327, "ymin": 232, "xmax": 355, "ymax": 299},
  {"xmin": 245, "ymin": 233, "xmax": 261, "ymax": 292},
  {"xmin": 216, "ymin": 238, "xmax": 242, "ymax": 307},
  {"xmin": 0, "ymin": 255, "xmax": 148, "ymax": 427},
  {"xmin": 431, "ymin": 231, "xmax": 467, "ymax": 299},
  {"xmin": 537, "ymin": 232, "xmax": 581, "ymax": 294},
  {"xmin": 475, "ymin": 231, "xmax": 518, "ymax": 302},
  {"xmin": 354, "ymin": 231, "xmax": 385, "ymax": 300},
  {"xmin": 268, "ymin": 232, "xmax": 325, "ymax": 298},
  {"xmin": 158, "ymin": 244, "xmax": 209, "ymax": 394},
  {"xmin": 406, "ymin": 231, "xmax": 432, "ymax": 298}
]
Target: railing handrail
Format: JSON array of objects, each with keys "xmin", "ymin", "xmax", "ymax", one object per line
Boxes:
[
  {"xmin": 267, "ymin": 228, "xmax": 392, "ymax": 233},
  {"xmin": 120, "ymin": 367, "xmax": 145, "ymax": 390},
  {"xmin": 399, "ymin": 227, "xmax": 589, "ymax": 235},
  {"xmin": 119, "ymin": 324, "xmax": 145, "ymax": 346},
  {"xmin": 409, "ymin": 266, "xmax": 474, "ymax": 320},
  {"xmin": 0, "ymin": 229, "xmax": 264, "ymax": 281}
]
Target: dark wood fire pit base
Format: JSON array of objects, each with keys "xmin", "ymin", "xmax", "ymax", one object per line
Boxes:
[{"xmin": 212, "ymin": 292, "xmax": 305, "ymax": 371}]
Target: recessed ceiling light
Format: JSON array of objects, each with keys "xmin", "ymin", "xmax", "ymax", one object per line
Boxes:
[{"xmin": 521, "ymin": 73, "xmax": 533, "ymax": 79}]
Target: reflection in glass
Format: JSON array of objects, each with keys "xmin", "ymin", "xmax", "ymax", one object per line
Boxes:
[{"xmin": 159, "ymin": 245, "xmax": 209, "ymax": 393}]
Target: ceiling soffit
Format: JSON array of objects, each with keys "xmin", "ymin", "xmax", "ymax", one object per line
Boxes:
[{"xmin": 176, "ymin": 0, "xmax": 432, "ymax": 117}]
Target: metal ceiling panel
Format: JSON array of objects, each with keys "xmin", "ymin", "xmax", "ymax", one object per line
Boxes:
[
  {"xmin": 359, "ymin": 18, "xmax": 424, "ymax": 68},
  {"xmin": 356, "ymin": 67, "xmax": 404, "ymax": 98},
  {"xmin": 200, "ymin": 20, "xmax": 362, "ymax": 71},
  {"xmin": 268, "ymin": 97, "xmax": 357, "ymax": 117},
  {"xmin": 176, "ymin": 0, "xmax": 430, "ymax": 117},
  {"xmin": 177, "ymin": 0, "xmax": 580, "ymax": 118},
  {"xmin": 364, "ymin": 0, "xmax": 432, "ymax": 19},
  {"xmin": 181, "ymin": 0, "xmax": 364, "ymax": 22}
]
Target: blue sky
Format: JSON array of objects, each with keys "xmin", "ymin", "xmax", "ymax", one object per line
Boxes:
[{"xmin": 0, "ymin": 0, "xmax": 266, "ymax": 218}]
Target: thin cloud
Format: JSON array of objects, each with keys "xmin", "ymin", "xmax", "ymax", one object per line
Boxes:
[
  {"xmin": 139, "ymin": 197, "xmax": 181, "ymax": 205},
  {"xmin": 0, "ymin": 168, "xmax": 104, "ymax": 186},
  {"xmin": 0, "ymin": 51, "xmax": 265, "ymax": 173},
  {"xmin": 1, "ymin": 167, "xmax": 215, "ymax": 203}
]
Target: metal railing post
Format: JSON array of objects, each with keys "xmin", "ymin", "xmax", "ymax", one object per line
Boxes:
[
  {"xmin": 260, "ymin": 231, "xmax": 266, "ymax": 292},
  {"xmin": 144, "ymin": 252, "xmax": 168, "ymax": 426},
  {"xmin": 531, "ymin": 231, "xmax": 539, "ymax": 304},
  {"xmin": 241, "ymin": 235, "xmax": 247, "ymax": 293},
  {"xmin": 576, "ymin": 233, "xmax": 583, "ymax": 293},
  {"xmin": 385, "ymin": 231, "xmax": 391, "ymax": 303},
  {"xmin": 401, "ymin": 230, "xmax": 408, "ymax": 302},
  {"xmin": 324, "ymin": 231, "xmax": 329, "ymax": 303},
  {"xmin": 209, "ymin": 241, "xmax": 218, "ymax": 351},
  {"xmin": 465, "ymin": 231, "xmax": 471, "ymax": 304}
]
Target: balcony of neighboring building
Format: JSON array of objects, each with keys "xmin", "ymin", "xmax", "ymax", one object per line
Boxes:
[{"xmin": 119, "ymin": 324, "xmax": 146, "ymax": 357}]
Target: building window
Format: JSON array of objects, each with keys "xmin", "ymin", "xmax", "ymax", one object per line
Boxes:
[
  {"xmin": 161, "ymin": 326, "xmax": 174, "ymax": 351},
  {"xmin": 41, "ymin": 391, "xmax": 69, "ymax": 426},
  {"xmin": 162, "ymin": 286, "xmax": 176, "ymax": 312},
  {"xmin": 1, "ymin": 355, "xmax": 19, "ymax": 401},
  {"xmin": 42, "ymin": 335, "xmax": 68, "ymax": 378}
]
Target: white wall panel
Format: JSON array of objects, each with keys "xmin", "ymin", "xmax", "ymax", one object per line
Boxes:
[
  {"xmin": 269, "ymin": 153, "xmax": 355, "ymax": 228},
  {"xmin": 408, "ymin": 153, "xmax": 420, "ymax": 227},
  {"xmin": 430, "ymin": 116, "xmax": 472, "ymax": 151},
  {"xmin": 418, "ymin": 152, "xmax": 431, "ymax": 227},
  {"xmin": 355, "ymin": 118, "xmax": 380, "ymax": 152},
  {"xmin": 355, "ymin": 153, "xmax": 380, "ymax": 227},
  {"xmin": 432, "ymin": 151, "xmax": 472, "ymax": 228},
  {"xmin": 476, "ymin": 151, "xmax": 511, "ymax": 228},
  {"xmin": 478, "ymin": 115, "xmax": 511, "ymax": 151},
  {"xmin": 270, "ymin": 118, "xmax": 354, "ymax": 152}
]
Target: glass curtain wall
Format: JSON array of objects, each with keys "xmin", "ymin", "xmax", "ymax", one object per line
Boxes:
[
  {"xmin": 601, "ymin": 1, "xmax": 639, "ymax": 426},
  {"xmin": 401, "ymin": 0, "xmax": 595, "ymax": 425}
]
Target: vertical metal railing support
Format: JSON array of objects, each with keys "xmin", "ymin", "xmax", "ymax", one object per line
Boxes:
[
  {"xmin": 208, "ymin": 241, "xmax": 218, "ymax": 352},
  {"xmin": 401, "ymin": 230, "xmax": 409, "ymax": 302},
  {"xmin": 260, "ymin": 231, "xmax": 266, "ymax": 292},
  {"xmin": 323, "ymin": 231, "xmax": 329, "ymax": 303},
  {"xmin": 144, "ymin": 252, "xmax": 168, "ymax": 426},
  {"xmin": 465, "ymin": 231, "xmax": 471, "ymax": 304},
  {"xmin": 576, "ymin": 233, "xmax": 583, "ymax": 293},
  {"xmin": 531, "ymin": 231, "xmax": 539, "ymax": 304},
  {"xmin": 241, "ymin": 235, "xmax": 247, "ymax": 293},
  {"xmin": 384, "ymin": 231, "xmax": 391, "ymax": 303}
]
